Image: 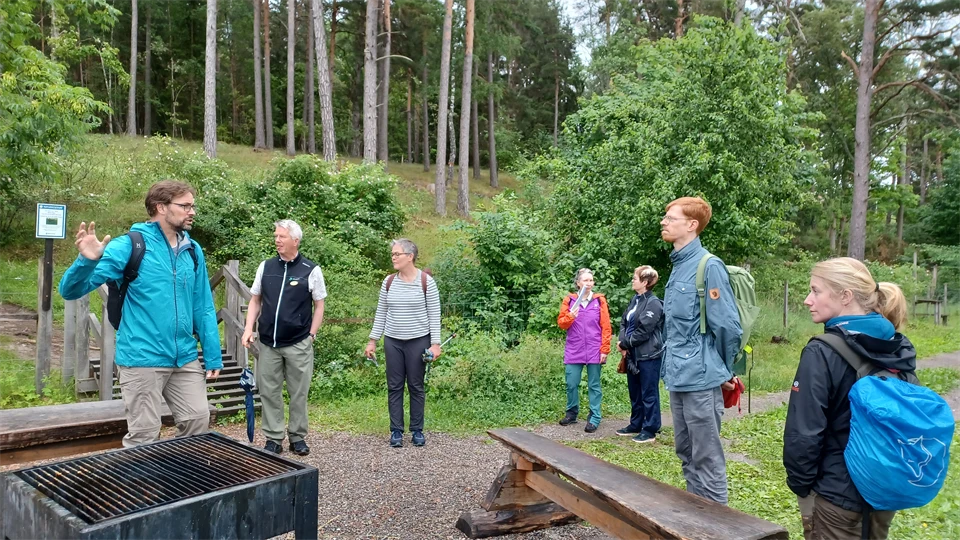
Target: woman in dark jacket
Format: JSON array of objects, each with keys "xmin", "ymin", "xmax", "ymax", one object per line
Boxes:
[
  {"xmin": 615, "ymin": 265, "xmax": 664, "ymax": 443},
  {"xmin": 784, "ymin": 257, "xmax": 915, "ymax": 540}
]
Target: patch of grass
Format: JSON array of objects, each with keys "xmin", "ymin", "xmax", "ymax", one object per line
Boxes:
[
  {"xmin": 0, "ymin": 342, "xmax": 76, "ymax": 409},
  {"xmin": 917, "ymin": 368, "xmax": 960, "ymax": 395}
]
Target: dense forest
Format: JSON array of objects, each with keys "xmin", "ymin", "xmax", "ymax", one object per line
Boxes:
[{"xmin": 2, "ymin": 0, "xmax": 959, "ymax": 264}]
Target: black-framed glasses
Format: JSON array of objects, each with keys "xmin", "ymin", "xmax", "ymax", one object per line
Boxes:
[
  {"xmin": 390, "ymin": 252, "xmax": 411, "ymax": 258},
  {"xmin": 169, "ymin": 202, "xmax": 196, "ymax": 212}
]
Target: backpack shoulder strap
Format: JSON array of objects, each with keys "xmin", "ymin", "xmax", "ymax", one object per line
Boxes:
[
  {"xmin": 187, "ymin": 239, "xmax": 199, "ymax": 271},
  {"xmin": 421, "ymin": 271, "xmax": 428, "ymax": 296},
  {"xmin": 696, "ymin": 253, "xmax": 715, "ymax": 335},
  {"xmin": 124, "ymin": 231, "xmax": 146, "ymax": 282},
  {"xmin": 812, "ymin": 333, "xmax": 874, "ymax": 379},
  {"xmin": 385, "ymin": 273, "xmax": 397, "ymax": 292}
]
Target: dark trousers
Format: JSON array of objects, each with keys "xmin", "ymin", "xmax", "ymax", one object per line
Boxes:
[
  {"xmin": 384, "ymin": 335, "xmax": 430, "ymax": 433},
  {"xmin": 625, "ymin": 357, "xmax": 662, "ymax": 436}
]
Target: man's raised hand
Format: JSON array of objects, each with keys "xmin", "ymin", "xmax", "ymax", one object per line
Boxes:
[{"xmin": 75, "ymin": 222, "xmax": 111, "ymax": 261}]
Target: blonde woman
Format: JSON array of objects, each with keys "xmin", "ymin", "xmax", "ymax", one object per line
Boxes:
[{"xmin": 784, "ymin": 257, "xmax": 915, "ymax": 540}]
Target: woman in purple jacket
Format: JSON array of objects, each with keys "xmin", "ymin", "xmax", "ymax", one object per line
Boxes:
[{"xmin": 557, "ymin": 268, "xmax": 612, "ymax": 433}]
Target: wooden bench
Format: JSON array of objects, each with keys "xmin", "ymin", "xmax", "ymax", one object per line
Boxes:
[
  {"xmin": 457, "ymin": 428, "xmax": 788, "ymax": 539},
  {"xmin": 0, "ymin": 400, "xmax": 217, "ymax": 467}
]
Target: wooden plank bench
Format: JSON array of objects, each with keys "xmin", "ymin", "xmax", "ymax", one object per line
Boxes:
[
  {"xmin": 456, "ymin": 428, "xmax": 788, "ymax": 540},
  {"xmin": 0, "ymin": 400, "xmax": 217, "ymax": 467}
]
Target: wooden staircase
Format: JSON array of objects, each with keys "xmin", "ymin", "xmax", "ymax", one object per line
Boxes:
[{"xmin": 91, "ymin": 350, "xmax": 261, "ymax": 417}]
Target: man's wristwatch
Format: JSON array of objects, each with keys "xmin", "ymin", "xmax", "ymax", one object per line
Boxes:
[{"xmin": 309, "ymin": 333, "xmax": 316, "ymax": 340}]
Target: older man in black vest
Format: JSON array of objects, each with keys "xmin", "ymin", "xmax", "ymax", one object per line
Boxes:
[{"xmin": 242, "ymin": 220, "xmax": 326, "ymax": 455}]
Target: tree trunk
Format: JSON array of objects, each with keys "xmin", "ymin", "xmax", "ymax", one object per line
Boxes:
[
  {"xmin": 552, "ymin": 59, "xmax": 559, "ymax": 147},
  {"xmin": 920, "ymin": 136, "xmax": 928, "ymax": 204},
  {"xmin": 734, "ymin": 0, "xmax": 746, "ymax": 26},
  {"xmin": 406, "ymin": 69, "xmax": 413, "ymax": 163},
  {"xmin": 675, "ymin": 0, "xmax": 685, "ymax": 38},
  {"xmin": 286, "ymin": 0, "xmax": 296, "ymax": 156},
  {"xmin": 377, "ymin": 0, "xmax": 392, "ymax": 164},
  {"xmin": 253, "ymin": 0, "xmax": 266, "ymax": 148},
  {"xmin": 311, "ymin": 0, "xmax": 336, "ymax": 161},
  {"xmin": 829, "ymin": 216, "xmax": 837, "ymax": 253},
  {"xmin": 487, "ymin": 51, "xmax": 498, "ymax": 188},
  {"xmin": 434, "ymin": 0, "xmax": 453, "ymax": 215},
  {"xmin": 203, "ymin": 0, "xmax": 218, "ymax": 158},
  {"xmin": 456, "ymin": 0, "xmax": 474, "ymax": 217},
  {"xmin": 471, "ymin": 59, "xmax": 480, "ymax": 180},
  {"xmin": 231, "ymin": 31, "xmax": 239, "ymax": 138},
  {"xmin": 847, "ymin": 0, "xmax": 879, "ymax": 261},
  {"xmin": 936, "ymin": 146, "xmax": 943, "ymax": 186},
  {"xmin": 896, "ymin": 119, "xmax": 908, "ymax": 248},
  {"xmin": 305, "ymin": 2, "xmax": 316, "ymax": 154},
  {"xmin": 446, "ymin": 74, "xmax": 456, "ymax": 186},
  {"xmin": 328, "ymin": 0, "xmax": 337, "ymax": 82},
  {"xmin": 264, "ymin": 0, "xmax": 274, "ymax": 149},
  {"xmin": 127, "ymin": 0, "xmax": 139, "ymax": 136},
  {"xmin": 144, "ymin": 5, "xmax": 152, "ymax": 136},
  {"xmin": 422, "ymin": 33, "xmax": 430, "ymax": 172},
  {"xmin": 361, "ymin": 0, "xmax": 378, "ymax": 162}
]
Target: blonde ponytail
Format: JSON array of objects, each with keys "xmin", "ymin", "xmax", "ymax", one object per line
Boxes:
[{"xmin": 810, "ymin": 257, "xmax": 908, "ymax": 331}]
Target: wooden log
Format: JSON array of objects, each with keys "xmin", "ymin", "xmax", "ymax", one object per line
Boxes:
[
  {"xmin": 76, "ymin": 294, "xmax": 91, "ymax": 387},
  {"xmin": 63, "ymin": 299, "xmax": 77, "ymax": 383},
  {"xmin": 36, "ymin": 256, "xmax": 53, "ymax": 394},
  {"xmin": 225, "ymin": 260, "xmax": 241, "ymax": 365},
  {"xmin": 525, "ymin": 470, "xmax": 652, "ymax": 539},
  {"xmin": 455, "ymin": 502, "xmax": 578, "ymax": 539},
  {"xmin": 482, "ymin": 464, "xmax": 551, "ymax": 511}
]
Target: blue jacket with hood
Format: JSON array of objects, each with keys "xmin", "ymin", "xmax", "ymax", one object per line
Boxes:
[
  {"xmin": 661, "ymin": 237, "xmax": 742, "ymax": 392},
  {"xmin": 59, "ymin": 221, "xmax": 223, "ymax": 371}
]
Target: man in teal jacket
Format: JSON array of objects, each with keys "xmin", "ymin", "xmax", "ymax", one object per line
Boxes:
[
  {"xmin": 59, "ymin": 180, "xmax": 222, "ymax": 447},
  {"xmin": 660, "ymin": 197, "xmax": 741, "ymax": 505}
]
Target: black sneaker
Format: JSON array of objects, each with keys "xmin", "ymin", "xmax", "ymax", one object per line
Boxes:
[
  {"xmin": 584, "ymin": 422, "xmax": 598, "ymax": 433},
  {"xmin": 290, "ymin": 440, "xmax": 310, "ymax": 456},
  {"xmin": 390, "ymin": 430, "xmax": 403, "ymax": 448},
  {"xmin": 264, "ymin": 440, "xmax": 282, "ymax": 454},
  {"xmin": 412, "ymin": 431, "xmax": 426, "ymax": 447},
  {"xmin": 616, "ymin": 427, "xmax": 640, "ymax": 436},
  {"xmin": 558, "ymin": 411, "xmax": 578, "ymax": 426},
  {"xmin": 632, "ymin": 432, "xmax": 656, "ymax": 444}
]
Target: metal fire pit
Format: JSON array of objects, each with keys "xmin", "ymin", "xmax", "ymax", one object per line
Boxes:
[{"xmin": 1, "ymin": 432, "xmax": 318, "ymax": 539}]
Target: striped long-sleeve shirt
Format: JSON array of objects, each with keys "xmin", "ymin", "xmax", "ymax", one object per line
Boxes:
[{"xmin": 369, "ymin": 270, "xmax": 441, "ymax": 344}]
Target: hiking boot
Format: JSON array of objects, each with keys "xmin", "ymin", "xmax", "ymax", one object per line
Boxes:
[
  {"xmin": 290, "ymin": 440, "xmax": 310, "ymax": 456},
  {"xmin": 558, "ymin": 411, "xmax": 578, "ymax": 426},
  {"xmin": 412, "ymin": 431, "xmax": 426, "ymax": 447},
  {"xmin": 632, "ymin": 432, "xmax": 656, "ymax": 444},
  {"xmin": 584, "ymin": 422, "xmax": 598, "ymax": 433},
  {"xmin": 616, "ymin": 427, "xmax": 640, "ymax": 436},
  {"xmin": 390, "ymin": 430, "xmax": 403, "ymax": 448},
  {"xmin": 264, "ymin": 440, "xmax": 283, "ymax": 454}
]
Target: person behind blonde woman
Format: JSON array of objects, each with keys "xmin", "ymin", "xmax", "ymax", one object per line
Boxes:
[
  {"xmin": 784, "ymin": 257, "xmax": 915, "ymax": 540},
  {"xmin": 615, "ymin": 265, "xmax": 664, "ymax": 444},
  {"xmin": 557, "ymin": 268, "xmax": 612, "ymax": 433},
  {"xmin": 365, "ymin": 239, "xmax": 441, "ymax": 448}
]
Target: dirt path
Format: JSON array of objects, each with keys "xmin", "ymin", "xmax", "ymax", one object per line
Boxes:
[{"xmin": 0, "ymin": 302, "xmax": 66, "ymax": 368}]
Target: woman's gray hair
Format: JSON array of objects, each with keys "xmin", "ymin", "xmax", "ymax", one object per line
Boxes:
[
  {"xmin": 390, "ymin": 238, "xmax": 418, "ymax": 262},
  {"xmin": 573, "ymin": 268, "xmax": 594, "ymax": 287},
  {"xmin": 274, "ymin": 219, "xmax": 303, "ymax": 242}
]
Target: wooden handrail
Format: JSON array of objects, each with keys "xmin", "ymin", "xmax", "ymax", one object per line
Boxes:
[{"xmin": 222, "ymin": 265, "xmax": 253, "ymax": 302}]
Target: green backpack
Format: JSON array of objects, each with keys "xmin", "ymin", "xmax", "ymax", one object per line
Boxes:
[{"xmin": 695, "ymin": 253, "xmax": 760, "ymax": 354}]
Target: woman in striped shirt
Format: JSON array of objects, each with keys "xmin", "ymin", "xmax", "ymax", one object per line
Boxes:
[{"xmin": 365, "ymin": 239, "xmax": 442, "ymax": 448}]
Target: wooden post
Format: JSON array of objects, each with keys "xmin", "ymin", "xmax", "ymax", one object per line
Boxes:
[
  {"xmin": 930, "ymin": 265, "xmax": 938, "ymax": 299},
  {"xmin": 75, "ymin": 294, "xmax": 91, "ymax": 394},
  {"xmin": 913, "ymin": 251, "xmax": 918, "ymax": 319},
  {"xmin": 226, "ymin": 260, "xmax": 240, "ymax": 365},
  {"xmin": 63, "ymin": 299, "xmax": 76, "ymax": 383},
  {"xmin": 36, "ymin": 251, "xmax": 54, "ymax": 394},
  {"xmin": 782, "ymin": 281, "xmax": 789, "ymax": 329},
  {"xmin": 100, "ymin": 286, "xmax": 116, "ymax": 401}
]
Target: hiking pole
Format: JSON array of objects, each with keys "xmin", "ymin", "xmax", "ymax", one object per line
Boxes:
[{"xmin": 423, "ymin": 333, "xmax": 457, "ymax": 388}]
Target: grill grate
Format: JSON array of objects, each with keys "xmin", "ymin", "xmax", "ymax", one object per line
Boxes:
[{"xmin": 15, "ymin": 433, "xmax": 300, "ymax": 525}]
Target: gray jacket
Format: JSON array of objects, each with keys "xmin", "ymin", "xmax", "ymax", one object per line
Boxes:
[{"xmin": 661, "ymin": 237, "xmax": 741, "ymax": 392}]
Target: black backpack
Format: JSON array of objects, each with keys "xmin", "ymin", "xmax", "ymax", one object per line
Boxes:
[{"xmin": 106, "ymin": 231, "xmax": 197, "ymax": 330}]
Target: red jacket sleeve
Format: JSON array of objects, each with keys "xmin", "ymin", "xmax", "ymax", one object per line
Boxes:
[
  {"xmin": 598, "ymin": 295, "xmax": 612, "ymax": 354},
  {"xmin": 558, "ymin": 294, "xmax": 576, "ymax": 330}
]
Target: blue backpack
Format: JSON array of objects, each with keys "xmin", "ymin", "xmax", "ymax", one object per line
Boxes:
[{"xmin": 815, "ymin": 334, "xmax": 954, "ymax": 511}]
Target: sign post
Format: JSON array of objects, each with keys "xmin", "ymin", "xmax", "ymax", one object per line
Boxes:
[{"xmin": 35, "ymin": 203, "xmax": 67, "ymax": 394}]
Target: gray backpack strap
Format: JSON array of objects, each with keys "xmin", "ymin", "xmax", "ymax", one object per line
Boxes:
[{"xmin": 812, "ymin": 334, "xmax": 875, "ymax": 379}]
